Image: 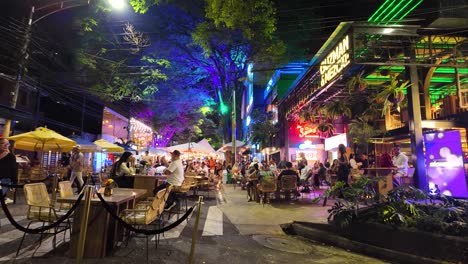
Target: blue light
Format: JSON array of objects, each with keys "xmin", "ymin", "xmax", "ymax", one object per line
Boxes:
[{"xmin": 246, "ymin": 116, "xmax": 251, "ymax": 126}]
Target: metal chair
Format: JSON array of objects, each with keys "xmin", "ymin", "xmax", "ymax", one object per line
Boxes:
[{"xmin": 17, "ymin": 183, "xmax": 71, "ymax": 257}]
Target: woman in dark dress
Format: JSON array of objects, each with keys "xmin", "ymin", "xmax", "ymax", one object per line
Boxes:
[{"xmin": 337, "ymin": 144, "xmax": 350, "ymax": 186}]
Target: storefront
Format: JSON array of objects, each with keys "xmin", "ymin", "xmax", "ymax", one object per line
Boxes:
[
  {"xmin": 287, "ymin": 121, "xmax": 326, "ymax": 164},
  {"xmin": 276, "ymin": 18, "xmax": 467, "ymax": 192},
  {"xmin": 130, "ymin": 117, "xmax": 153, "ymax": 150}
]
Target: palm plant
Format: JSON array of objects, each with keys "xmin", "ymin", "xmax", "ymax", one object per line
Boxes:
[
  {"xmin": 298, "ymin": 105, "xmax": 319, "ymax": 123},
  {"xmin": 347, "ymin": 72, "xmax": 368, "ymax": 93},
  {"xmin": 373, "ymin": 74, "xmax": 410, "ymax": 116},
  {"xmin": 317, "ymin": 121, "xmax": 335, "ymax": 138},
  {"xmin": 323, "ymin": 100, "xmax": 352, "ymax": 120},
  {"xmin": 249, "ymin": 110, "xmax": 279, "ymax": 150},
  {"xmin": 347, "ymin": 116, "xmax": 380, "ymax": 154}
]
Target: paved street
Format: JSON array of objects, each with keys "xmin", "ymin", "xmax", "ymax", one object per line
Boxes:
[{"xmin": 0, "ymin": 185, "xmax": 387, "ymax": 264}]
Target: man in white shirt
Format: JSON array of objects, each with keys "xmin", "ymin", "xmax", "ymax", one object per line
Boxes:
[
  {"xmin": 153, "ymin": 150, "xmax": 184, "ymax": 210},
  {"xmin": 69, "ymin": 145, "xmax": 84, "ymax": 192},
  {"xmin": 392, "ymin": 144, "xmax": 409, "ymax": 186}
]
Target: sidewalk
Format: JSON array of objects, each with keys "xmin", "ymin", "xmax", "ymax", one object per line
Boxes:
[{"xmin": 218, "ymin": 184, "xmax": 331, "ymax": 235}]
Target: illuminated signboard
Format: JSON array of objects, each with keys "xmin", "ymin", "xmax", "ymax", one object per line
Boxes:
[
  {"xmin": 296, "ymin": 124, "xmax": 318, "ymax": 138},
  {"xmin": 320, "ymin": 35, "xmax": 351, "ymax": 87},
  {"xmin": 424, "ymin": 130, "xmax": 467, "ymax": 197},
  {"xmin": 324, "ymin": 133, "xmax": 348, "ymax": 151}
]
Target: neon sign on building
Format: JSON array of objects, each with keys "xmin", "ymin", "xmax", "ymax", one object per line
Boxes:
[
  {"xmin": 320, "ymin": 35, "xmax": 351, "ymax": 87},
  {"xmin": 296, "ymin": 124, "xmax": 318, "ymax": 138}
]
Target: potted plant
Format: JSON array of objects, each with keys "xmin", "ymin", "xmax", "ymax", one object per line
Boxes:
[
  {"xmin": 317, "ymin": 121, "xmax": 335, "ymax": 138},
  {"xmin": 373, "ymin": 74, "xmax": 410, "ymax": 116},
  {"xmin": 347, "ymin": 72, "xmax": 368, "ymax": 93},
  {"xmin": 323, "ymin": 100, "xmax": 352, "ymax": 120}
]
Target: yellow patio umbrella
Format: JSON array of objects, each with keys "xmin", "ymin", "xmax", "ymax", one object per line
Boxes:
[
  {"xmin": 93, "ymin": 139, "xmax": 124, "ymax": 152},
  {"xmin": 8, "ymin": 126, "xmax": 77, "ymax": 152}
]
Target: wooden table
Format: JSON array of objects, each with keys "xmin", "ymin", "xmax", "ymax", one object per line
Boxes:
[{"xmin": 57, "ymin": 188, "xmax": 146, "ymax": 258}]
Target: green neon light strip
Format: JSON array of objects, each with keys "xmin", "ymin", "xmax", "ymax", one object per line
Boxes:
[
  {"xmin": 384, "ymin": 0, "xmax": 413, "ymax": 24},
  {"xmin": 397, "ymin": 0, "xmax": 423, "ymax": 21},
  {"xmin": 434, "ymin": 68, "xmax": 468, "ymax": 74},
  {"xmin": 372, "ymin": 0, "xmax": 397, "ymax": 23},
  {"xmin": 378, "ymin": 0, "xmax": 405, "ymax": 24},
  {"xmin": 368, "ymin": 0, "xmax": 392, "ymax": 22}
]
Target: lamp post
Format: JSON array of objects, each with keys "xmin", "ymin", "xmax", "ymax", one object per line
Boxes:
[
  {"xmin": 3, "ymin": 0, "xmax": 125, "ymax": 137},
  {"xmin": 231, "ymin": 88, "xmax": 236, "ymax": 165}
]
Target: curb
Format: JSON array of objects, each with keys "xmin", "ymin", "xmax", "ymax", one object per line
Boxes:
[{"xmin": 283, "ymin": 222, "xmax": 452, "ymax": 264}]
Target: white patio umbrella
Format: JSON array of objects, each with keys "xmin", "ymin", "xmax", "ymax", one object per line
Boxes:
[
  {"xmin": 216, "ymin": 140, "xmax": 248, "ymax": 152},
  {"xmin": 197, "ymin": 138, "xmax": 216, "ymax": 153},
  {"xmin": 166, "ymin": 142, "xmax": 212, "ymax": 154}
]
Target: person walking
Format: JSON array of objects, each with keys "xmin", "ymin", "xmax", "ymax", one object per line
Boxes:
[
  {"xmin": 153, "ymin": 150, "xmax": 184, "ymax": 210},
  {"xmin": 0, "ymin": 138, "xmax": 17, "ymax": 204},
  {"xmin": 69, "ymin": 145, "xmax": 84, "ymax": 192}
]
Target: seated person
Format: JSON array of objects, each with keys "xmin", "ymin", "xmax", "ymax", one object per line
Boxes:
[
  {"xmin": 110, "ymin": 152, "xmax": 136, "ymax": 188},
  {"xmin": 198, "ymin": 162, "xmax": 210, "ymax": 177},
  {"xmin": 277, "ymin": 161, "xmax": 300, "ymax": 186}
]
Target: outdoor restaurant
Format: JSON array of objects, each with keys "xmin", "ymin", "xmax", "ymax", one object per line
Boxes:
[{"xmin": 275, "ymin": 16, "xmax": 468, "ymax": 195}]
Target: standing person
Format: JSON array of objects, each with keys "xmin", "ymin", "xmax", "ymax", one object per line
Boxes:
[
  {"xmin": 0, "ymin": 138, "xmax": 17, "ymax": 204},
  {"xmin": 337, "ymin": 144, "xmax": 350, "ymax": 187},
  {"xmin": 209, "ymin": 157, "xmax": 216, "ymax": 174},
  {"xmin": 360, "ymin": 153, "xmax": 369, "ymax": 175},
  {"xmin": 69, "ymin": 145, "xmax": 84, "ymax": 191},
  {"xmin": 392, "ymin": 144, "xmax": 409, "ymax": 186},
  {"xmin": 153, "ymin": 150, "xmax": 184, "ymax": 210},
  {"xmin": 246, "ymin": 163, "xmax": 260, "ymax": 202}
]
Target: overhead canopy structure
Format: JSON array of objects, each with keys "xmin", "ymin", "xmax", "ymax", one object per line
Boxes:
[
  {"xmin": 69, "ymin": 135, "xmax": 102, "ymax": 153},
  {"xmin": 140, "ymin": 146, "xmax": 168, "ymax": 155},
  {"xmin": 217, "ymin": 140, "xmax": 248, "ymax": 152},
  {"xmin": 166, "ymin": 142, "xmax": 213, "ymax": 154},
  {"xmin": 94, "ymin": 139, "xmax": 124, "ymax": 152},
  {"xmin": 197, "ymin": 139, "xmax": 216, "ymax": 153},
  {"xmin": 8, "ymin": 127, "xmax": 77, "ymax": 152}
]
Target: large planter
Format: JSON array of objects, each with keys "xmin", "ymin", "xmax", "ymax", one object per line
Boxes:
[{"xmin": 286, "ymin": 221, "xmax": 468, "ymax": 264}]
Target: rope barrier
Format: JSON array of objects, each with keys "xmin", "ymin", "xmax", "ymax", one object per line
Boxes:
[
  {"xmin": 95, "ymin": 192, "xmax": 196, "ymax": 235},
  {"xmin": 0, "ymin": 173, "xmax": 56, "ymax": 189},
  {"xmin": 0, "ymin": 187, "xmax": 84, "ymax": 234}
]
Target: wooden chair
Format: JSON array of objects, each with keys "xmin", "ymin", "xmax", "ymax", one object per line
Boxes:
[
  {"xmin": 17, "ymin": 183, "xmax": 71, "ymax": 257},
  {"xmin": 280, "ymin": 175, "xmax": 299, "ymax": 200},
  {"xmin": 257, "ymin": 176, "xmax": 277, "ymax": 206},
  {"xmin": 120, "ymin": 187, "xmax": 171, "ymax": 261}
]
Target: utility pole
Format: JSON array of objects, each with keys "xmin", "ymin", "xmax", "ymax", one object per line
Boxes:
[
  {"xmin": 3, "ymin": 1, "xmax": 94, "ymax": 137},
  {"xmin": 231, "ymin": 89, "xmax": 236, "ymax": 165},
  {"xmin": 3, "ymin": 6, "xmax": 34, "ymax": 137}
]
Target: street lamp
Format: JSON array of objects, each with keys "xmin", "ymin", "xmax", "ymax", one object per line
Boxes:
[
  {"xmin": 108, "ymin": 0, "xmax": 126, "ymax": 10},
  {"xmin": 3, "ymin": 0, "xmax": 127, "ymax": 137}
]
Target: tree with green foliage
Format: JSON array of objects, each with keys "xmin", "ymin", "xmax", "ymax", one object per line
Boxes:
[
  {"xmin": 74, "ymin": 2, "xmax": 170, "ymax": 102},
  {"xmin": 248, "ymin": 109, "xmax": 279, "ymax": 150}
]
